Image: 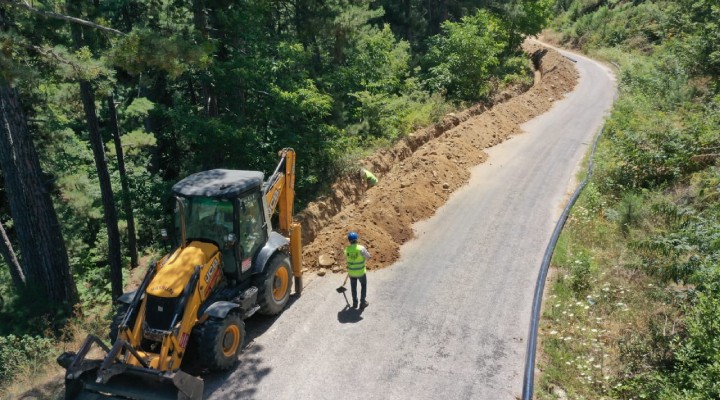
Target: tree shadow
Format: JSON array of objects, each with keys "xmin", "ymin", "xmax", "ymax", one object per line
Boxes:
[
  {"xmin": 203, "ymin": 343, "xmax": 270, "ymax": 399},
  {"xmin": 17, "ymin": 376, "xmax": 64, "ymax": 400}
]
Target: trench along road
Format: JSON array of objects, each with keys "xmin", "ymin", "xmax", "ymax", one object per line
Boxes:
[{"xmin": 204, "ymin": 44, "xmax": 617, "ymax": 400}]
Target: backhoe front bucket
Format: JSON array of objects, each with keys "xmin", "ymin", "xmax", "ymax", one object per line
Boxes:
[{"xmin": 58, "ymin": 335, "xmax": 203, "ymax": 400}]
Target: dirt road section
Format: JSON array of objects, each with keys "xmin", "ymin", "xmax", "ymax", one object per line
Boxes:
[{"xmin": 298, "ymin": 42, "xmax": 578, "ymax": 274}]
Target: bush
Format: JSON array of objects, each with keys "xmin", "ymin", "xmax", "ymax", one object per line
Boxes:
[
  {"xmin": 570, "ymin": 253, "xmax": 593, "ymax": 295},
  {"xmin": 0, "ymin": 335, "xmax": 55, "ymax": 383},
  {"xmin": 424, "ymin": 10, "xmax": 508, "ymax": 101},
  {"xmin": 618, "ymin": 192, "xmax": 645, "ymax": 236}
]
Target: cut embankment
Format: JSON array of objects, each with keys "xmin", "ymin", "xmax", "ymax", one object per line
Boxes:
[{"xmin": 297, "ymin": 42, "xmax": 579, "ymax": 275}]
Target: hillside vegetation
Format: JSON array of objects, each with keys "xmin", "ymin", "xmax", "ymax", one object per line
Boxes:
[{"xmin": 539, "ymin": 1, "xmax": 720, "ymax": 399}]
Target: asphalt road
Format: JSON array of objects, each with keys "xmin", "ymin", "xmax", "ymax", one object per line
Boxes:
[{"xmin": 204, "ymin": 45, "xmax": 616, "ymax": 400}]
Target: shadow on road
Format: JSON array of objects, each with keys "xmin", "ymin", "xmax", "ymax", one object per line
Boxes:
[
  {"xmin": 202, "ymin": 293, "xmax": 302, "ymax": 398},
  {"xmin": 337, "ymin": 306, "xmax": 364, "ymax": 323},
  {"xmin": 203, "ymin": 343, "xmax": 269, "ymax": 399}
]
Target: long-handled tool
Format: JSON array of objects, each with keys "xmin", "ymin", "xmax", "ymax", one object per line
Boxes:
[
  {"xmin": 336, "ymin": 274, "xmax": 350, "ymax": 307},
  {"xmin": 336, "ymin": 274, "xmax": 349, "ymax": 293}
]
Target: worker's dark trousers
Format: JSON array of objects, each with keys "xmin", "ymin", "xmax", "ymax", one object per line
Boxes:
[{"xmin": 350, "ymin": 275, "xmax": 367, "ymax": 303}]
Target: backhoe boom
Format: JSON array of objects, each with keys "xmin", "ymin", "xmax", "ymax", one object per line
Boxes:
[{"xmin": 262, "ymin": 148, "xmax": 302, "ymax": 293}]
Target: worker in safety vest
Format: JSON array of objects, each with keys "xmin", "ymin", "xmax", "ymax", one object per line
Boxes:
[
  {"xmin": 360, "ymin": 168, "xmax": 378, "ymax": 187},
  {"xmin": 345, "ymin": 231, "xmax": 370, "ymax": 309}
]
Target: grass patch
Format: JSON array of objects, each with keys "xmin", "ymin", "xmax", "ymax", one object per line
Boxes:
[
  {"xmin": 538, "ymin": 2, "xmax": 720, "ymax": 393},
  {"xmin": 538, "ymin": 184, "xmax": 673, "ymax": 399}
]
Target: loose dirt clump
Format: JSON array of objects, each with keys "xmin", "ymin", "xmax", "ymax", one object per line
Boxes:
[{"xmin": 298, "ymin": 42, "xmax": 578, "ymax": 275}]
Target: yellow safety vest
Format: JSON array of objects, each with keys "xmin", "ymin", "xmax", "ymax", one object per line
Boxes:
[
  {"xmin": 363, "ymin": 169, "xmax": 378, "ymax": 186},
  {"xmin": 344, "ymin": 244, "xmax": 367, "ymax": 277}
]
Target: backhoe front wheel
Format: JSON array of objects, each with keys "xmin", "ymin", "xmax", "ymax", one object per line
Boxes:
[
  {"xmin": 193, "ymin": 313, "xmax": 245, "ymax": 371},
  {"xmin": 258, "ymin": 254, "xmax": 292, "ymax": 315},
  {"xmin": 109, "ymin": 303, "xmax": 133, "ymax": 344}
]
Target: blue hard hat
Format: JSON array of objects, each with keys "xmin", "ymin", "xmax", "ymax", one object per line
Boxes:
[{"xmin": 347, "ymin": 231, "xmax": 358, "ymax": 242}]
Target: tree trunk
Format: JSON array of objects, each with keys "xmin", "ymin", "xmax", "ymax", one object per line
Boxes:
[
  {"xmin": 0, "ymin": 219, "xmax": 25, "ymax": 287},
  {"xmin": 67, "ymin": 0, "xmax": 124, "ymax": 300},
  {"xmin": 0, "ymin": 85, "xmax": 78, "ymax": 306},
  {"xmin": 78, "ymin": 81, "xmax": 124, "ymax": 300},
  {"xmin": 107, "ymin": 94, "xmax": 138, "ymax": 268},
  {"xmin": 192, "ymin": 0, "xmax": 218, "ymax": 117}
]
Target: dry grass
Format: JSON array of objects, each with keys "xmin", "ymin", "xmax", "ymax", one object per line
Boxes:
[
  {"xmin": 1, "ymin": 366, "xmax": 65, "ymax": 400},
  {"xmin": 0, "ymin": 309, "xmax": 111, "ymax": 400}
]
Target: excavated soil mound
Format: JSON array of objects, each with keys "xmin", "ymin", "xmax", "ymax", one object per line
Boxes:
[{"xmin": 298, "ymin": 42, "xmax": 578, "ymax": 276}]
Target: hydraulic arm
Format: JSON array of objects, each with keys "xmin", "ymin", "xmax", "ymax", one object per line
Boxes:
[{"xmin": 263, "ymin": 148, "xmax": 303, "ymax": 294}]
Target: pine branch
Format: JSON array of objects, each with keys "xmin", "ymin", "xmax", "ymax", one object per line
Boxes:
[
  {"xmin": 1, "ymin": 0, "xmax": 125, "ymax": 36},
  {"xmin": 30, "ymin": 45, "xmax": 82, "ymax": 72}
]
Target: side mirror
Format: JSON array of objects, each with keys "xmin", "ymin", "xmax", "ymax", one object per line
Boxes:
[
  {"xmin": 225, "ymin": 233, "xmax": 237, "ymax": 248},
  {"xmin": 159, "ymin": 228, "xmax": 172, "ymax": 252}
]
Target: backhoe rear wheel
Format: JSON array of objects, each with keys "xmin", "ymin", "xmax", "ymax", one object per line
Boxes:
[
  {"xmin": 193, "ymin": 313, "xmax": 245, "ymax": 372},
  {"xmin": 258, "ymin": 254, "xmax": 292, "ymax": 315}
]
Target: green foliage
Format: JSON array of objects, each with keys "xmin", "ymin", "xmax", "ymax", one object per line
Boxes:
[
  {"xmin": 617, "ymin": 192, "xmax": 645, "ymax": 235},
  {"xmin": 499, "ymin": 0, "xmax": 555, "ymax": 48},
  {"xmin": 569, "ymin": 253, "xmax": 594, "ymax": 295},
  {"xmin": 0, "ymin": 283, "xmax": 73, "ymax": 337},
  {"xmin": 669, "ymin": 0, "xmax": 720, "ymax": 77},
  {"xmin": 674, "ymin": 294, "xmax": 720, "ymax": 394},
  {"xmin": 541, "ymin": 1, "xmax": 720, "ymax": 398},
  {"xmin": 109, "ymin": 29, "xmax": 213, "ymax": 78},
  {"xmin": 497, "ymin": 54, "xmax": 534, "ymax": 88},
  {"xmin": 0, "ymin": 335, "xmax": 55, "ymax": 384},
  {"xmin": 560, "ymin": 3, "xmax": 667, "ymax": 49},
  {"xmin": 556, "ymin": 0, "xmax": 720, "ymax": 80},
  {"xmin": 600, "ymin": 56, "xmax": 719, "ymax": 193},
  {"xmin": 342, "ymin": 25, "xmax": 411, "ymax": 96},
  {"xmin": 123, "ymin": 97, "xmax": 155, "ymax": 119},
  {"xmin": 425, "ymin": 10, "xmax": 508, "ymax": 101},
  {"xmin": 618, "ymin": 293, "xmax": 720, "ymax": 399},
  {"xmin": 347, "ymin": 88, "xmax": 447, "ymax": 141}
]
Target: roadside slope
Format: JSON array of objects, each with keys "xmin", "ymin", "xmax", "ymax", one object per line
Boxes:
[{"xmin": 299, "ymin": 42, "xmax": 579, "ymax": 273}]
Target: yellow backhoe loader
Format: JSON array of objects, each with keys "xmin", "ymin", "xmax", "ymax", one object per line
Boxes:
[{"xmin": 57, "ymin": 149, "xmax": 303, "ymax": 399}]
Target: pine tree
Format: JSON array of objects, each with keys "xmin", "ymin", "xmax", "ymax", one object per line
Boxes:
[
  {"xmin": 107, "ymin": 93, "xmax": 138, "ymax": 268},
  {"xmin": 0, "ymin": 85, "xmax": 78, "ymax": 307},
  {"xmin": 67, "ymin": 0, "xmax": 124, "ymax": 300}
]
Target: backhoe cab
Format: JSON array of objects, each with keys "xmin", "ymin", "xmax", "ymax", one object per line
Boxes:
[{"xmin": 58, "ymin": 149, "xmax": 303, "ymax": 400}]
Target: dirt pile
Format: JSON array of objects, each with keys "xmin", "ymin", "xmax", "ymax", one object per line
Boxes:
[{"xmin": 297, "ymin": 42, "xmax": 579, "ymax": 275}]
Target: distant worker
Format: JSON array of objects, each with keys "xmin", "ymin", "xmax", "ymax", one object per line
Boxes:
[
  {"xmin": 360, "ymin": 167, "xmax": 378, "ymax": 187},
  {"xmin": 345, "ymin": 231, "xmax": 370, "ymax": 309}
]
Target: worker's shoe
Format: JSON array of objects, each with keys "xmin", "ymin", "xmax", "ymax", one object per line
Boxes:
[
  {"xmin": 360, "ymin": 300, "xmax": 369, "ymax": 309},
  {"xmin": 352, "ymin": 300, "xmax": 358, "ymax": 309}
]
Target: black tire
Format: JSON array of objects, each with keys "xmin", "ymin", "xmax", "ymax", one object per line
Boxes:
[
  {"xmin": 258, "ymin": 254, "xmax": 293, "ymax": 315},
  {"xmin": 192, "ymin": 313, "xmax": 245, "ymax": 371},
  {"xmin": 109, "ymin": 303, "xmax": 132, "ymax": 344}
]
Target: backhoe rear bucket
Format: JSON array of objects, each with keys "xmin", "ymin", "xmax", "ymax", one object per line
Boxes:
[{"xmin": 58, "ymin": 335, "xmax": 203, "ymax": 400}]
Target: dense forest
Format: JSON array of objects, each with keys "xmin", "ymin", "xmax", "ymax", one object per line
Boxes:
[
  {"xmin": 540, "ymin": 0, "xmax": 720, "ymax": 399},
  {"xmin": 0, "ymin": 0, "xmax": 553, "ymax": 392}
]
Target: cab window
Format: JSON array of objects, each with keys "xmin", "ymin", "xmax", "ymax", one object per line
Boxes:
[
  {"xmin": 237, "ymin": 192, "xmax": 266, "ymax": 272},
  {"xmin": 178, "ymin": 197, "xmax": 233, "ymax": 245}
]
